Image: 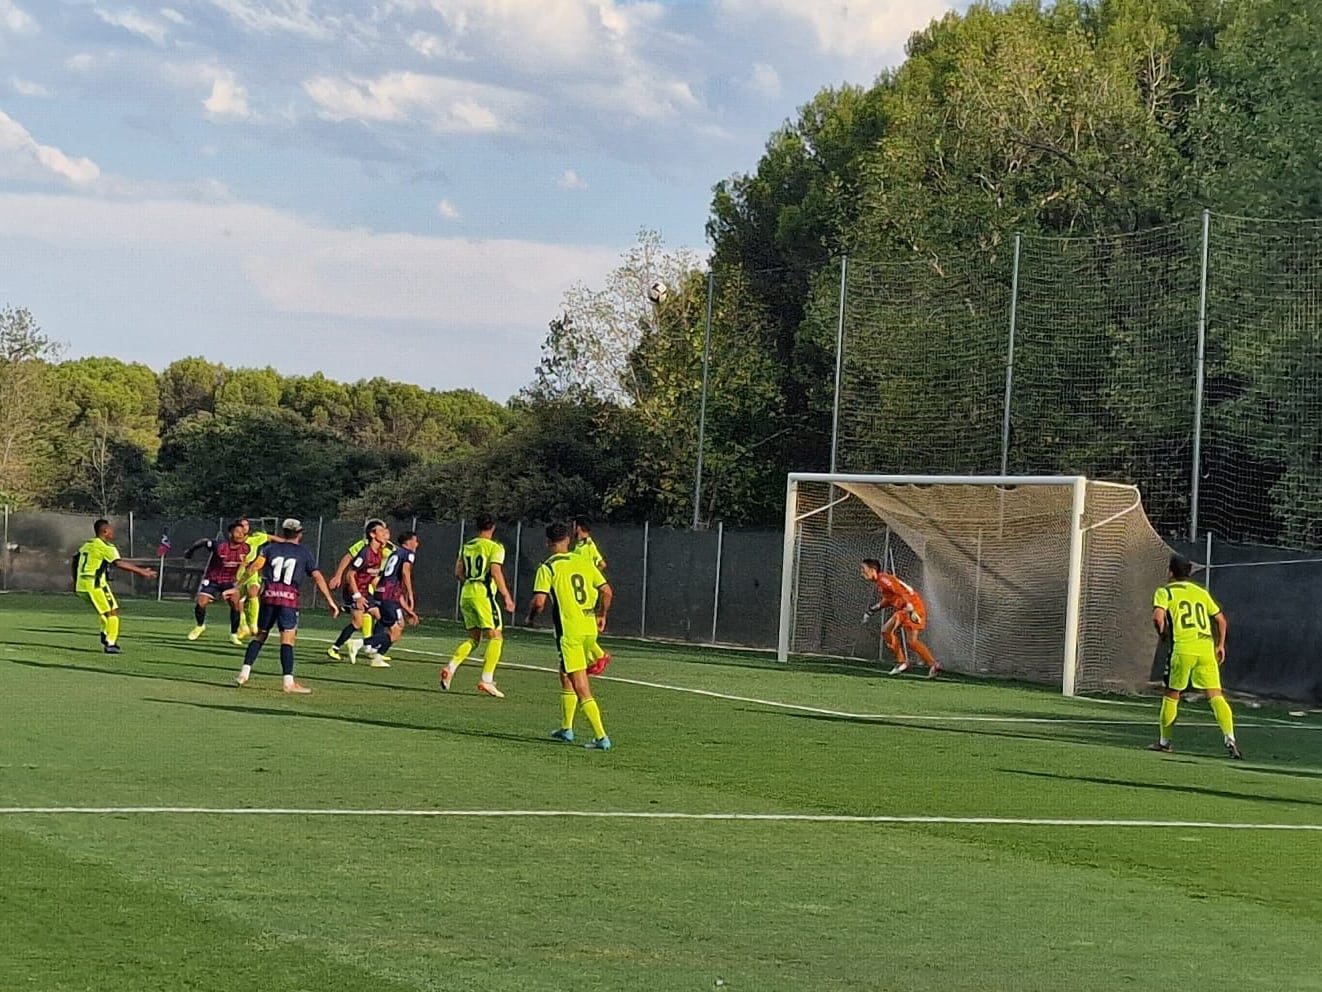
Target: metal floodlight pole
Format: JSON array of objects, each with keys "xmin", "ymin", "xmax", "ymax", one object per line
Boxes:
[
  {"xmin": 512, "ymin": 520, "xmax": 523, "ymax": 606},
  {"xmin": 693, "ymin": 269, "xmax": 715, "ymax": 531},
  {"xmin": 1190, "ymin": 208, "xmax": 1212, "ymax": 543},
  {"xmin": 2, "ymin": 504, "xmax": 8, "ymax": 592},
  {"xmin": 640, "ymin": 520, "xmax": 650, "ymax": 638},
  {"xmin": 1000, "ymin": 233, "xmax": 1022, "ymax": 476},
  {"xmin": 711, "ymin": 521, "xmax": 724, "ymax": 644}
]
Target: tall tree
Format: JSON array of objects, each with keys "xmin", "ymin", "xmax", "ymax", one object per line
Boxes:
[{"xmin": 0, "ymin": 306, "xmax": 62, "ymax": 506}]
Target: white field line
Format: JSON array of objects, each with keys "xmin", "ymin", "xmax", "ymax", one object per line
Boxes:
[
  {"xmin": 365, "ymin": 637, "xmax": 1322, "ymax": 731},
  {"xmin": 0, "ymin": 807, "xmax": 1318, "ymax": 831}
]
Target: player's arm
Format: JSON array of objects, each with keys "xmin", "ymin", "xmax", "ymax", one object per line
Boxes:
[
  {"xmin": 1152, "ymin": 606, "xmax": 1168, "ymax": 635},
  {"xmin": 310, "ymin": 568, "xmax": 340, "ymax": 618},
  {"xmin": 525, "ymin": 592, "xmax": 548, "ymax": 626},
  {"xmin": 401, "ymin": 560, "xmax": 418, "ymax": 621},
  {"xmin": 491, "ymin": 561, "xmax": 514, "ymax": 612},
  {"xmin": 328, "ymin": 552, "xmax": 352, "ymax": 590},
  {"xmin": 595, "ymin": 581, "xmax": 613, "ymax": 633},
  {"xmin": 182, "ymin": 539, "xmax": 211, "ymax": 560},
  {"xmin": 114, "ymin": 558, "xmax": 157, "ymax": 579},
  {"xmin": 454, "ymin": 555, "xmax": 467, "ymax": 582},
  {"xmin": 1212, "ymin": 609, "xmax": 1227, "ymax": 663},
  {"xmin": 346, "ymin": 557, "xmax": 365, "ymax": 602}
]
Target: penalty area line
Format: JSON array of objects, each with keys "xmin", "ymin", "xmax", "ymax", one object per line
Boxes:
[{"xmin": 0, "ymin": 807, "xmax": 1318, "ymax": 831}]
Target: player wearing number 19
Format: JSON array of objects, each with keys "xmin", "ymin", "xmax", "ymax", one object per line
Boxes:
[
  {"xmin": 72, "ymin": 518, "xmax": 158, "ymax": 654},
  {"xmin": 442, "ymin": 513, "xmax": 515, "ymax": 697},
  {"xmin": 1148, "ymin": 554, "xmax": 1241, "ymax": 759},
  {"xmin": 235, "ymin": 519, "xmax": 339, "ymax": 694},
  {"xmin": 526, "ymin": 521, "xmax": 614, "ymax": 750}
]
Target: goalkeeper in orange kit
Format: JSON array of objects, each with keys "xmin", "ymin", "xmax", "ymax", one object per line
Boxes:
[{"xmin": 860, "ymin": 559, "xmax": 941, "ymax": 678}]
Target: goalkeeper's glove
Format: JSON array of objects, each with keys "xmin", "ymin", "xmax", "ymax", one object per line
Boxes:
[{"xmin": 863, "ymin": 605, "xmax": 880, "ymax": 623}]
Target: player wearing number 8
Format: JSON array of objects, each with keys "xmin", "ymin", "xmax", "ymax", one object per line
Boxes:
[
  {"xmin": 1148, "ymin": 554, "xmax": 1240, "ymax": 758},
  {"xmin": 526, "ymin": 521, "xmax": 613, "ymax": 750}
]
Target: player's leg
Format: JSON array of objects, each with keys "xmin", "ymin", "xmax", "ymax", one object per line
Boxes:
[
  {"xmin": 1193, "ymin": 659, "xmax": 1240, "ymax": 757},
  {"xmin": 563, "ymin": 640, "xmax": 608, "ymax": 749},
  {"xmin": 585, "ymin": 634, "xmax": 612, "ymax": 677},
  {"xmin": 329, "ymin": 598, "xmax": 364, "ymax": 660},
  {"xmin": 361, "ymin": 605, "xmax": 390, "ymax": 667},
  {"xmin": 222, "ymin": 588, "xmax": 244, "ymax": 644},
  {"xmin": 552, "ymin": 667, "xmax": 578, "ymax": 743},
  {"xmin": 237, "ymin": 604, "xmax": 274, "ymax": 685},
  {"xmin": 445, "ymin": 591, "xmax": 486, "ymax": 687},
  {"xmin": 189, "ymin": 589, "xmax": 213, "ymax": 640},
  {"xmin": 241, "ymin": 579, "xmax": 261, "ymax": 636},
  {"xmin": 903, "ymin": 620, "xmax": 940, "ymax": 676},
  {"xmin": 881, "ymin": 616, "xmax": 908, "ymax": 674},
  {"xmin": 278, "ymin": 616, "xmax": 310, "ymax": 694},
  {"xmin": 90, "ymin": 586, "xmax": 123, "ymax": 653},
  {"xmin": 477, "ymin": 598, "xmax": 505, "ymax": 695},
  {"xmin": 1149, "ymin": 653, "xmax": 1193, "ymax": 751}
]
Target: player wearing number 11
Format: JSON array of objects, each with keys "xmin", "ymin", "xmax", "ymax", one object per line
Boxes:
[{"xmin": 1148, "ymin": 554, "xmax": 1241, "ymax": 759}]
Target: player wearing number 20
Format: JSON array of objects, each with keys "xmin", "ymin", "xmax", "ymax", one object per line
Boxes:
[
  {"xmin": 235, "ymin": 519, "xmax": 339, "ymax": 694},
  {"xmin": 1148, "ymin": 554, "xmax": 1241, "ymax": 759},
  {"xmin": 527, "ymin": 522, "xmax": 613, "ymax": 750}
]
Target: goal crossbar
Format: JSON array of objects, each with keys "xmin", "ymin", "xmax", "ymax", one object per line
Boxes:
[{"xmin": 778, "ymin": 474, "xmax": 1090, "ymax": 695}]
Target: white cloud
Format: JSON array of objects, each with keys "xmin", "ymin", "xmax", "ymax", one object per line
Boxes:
[
  {"xmin": 558, "ymin": 168, "xmax": 586, "ymax": 190},
  {"xmin": 0, "ymin": 0, "xmax": 35, "ymax": 34},
  {"xmin": 12, "ymin": 77, "xmax": 53, "ymax": 97},
  {"xmin": 718, "ymin": 0, "xmax": 951, "ymax": 59},
  {"xmin": 748, "ymin": 62, "xmax": 780, "ymax": 99},
  {"xmin": 436, "ymin": 198, "xmax": 458, "ymax": 219},
  {"xmin": 206, "ymin": 0, "xmax": 335, "ymax": 40},
  {"xmin": 95, "ymin": 7, "xmax": 169, "ymax": 46},
  {"xmin": 303, "ymin": 71, "xmax": 521, "ymax": 134},
  {"xmin": 406, "ymin": 29, "xmax": 466, "ymax": 60},
  {"xmin": 159, "ymin": 7, "xmax": 188, "ymax": 25},
  {"xmin": 0, "ymin": 110, "xmax": 101, "ymax": 186},
  {"xmin": 204, "ymin": 73, "xmax": 251, "ymax": 120}
]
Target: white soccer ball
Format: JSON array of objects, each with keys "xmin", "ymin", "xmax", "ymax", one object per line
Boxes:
[{"xmin": 647, "ymin": 280, "xmax": 668, "ymax": 304}]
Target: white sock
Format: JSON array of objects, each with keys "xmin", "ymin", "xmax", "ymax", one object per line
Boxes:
[
  {"xmin": 283, "ymin": 674, "xmax": 294, "ymax": 687},
  {"xmin": 239, "ymin": 664, "xmax": 252, "ymax": 679},
  {"xmin": 481, "ymin": 672, "xmax": 494, "ymax": 684}
]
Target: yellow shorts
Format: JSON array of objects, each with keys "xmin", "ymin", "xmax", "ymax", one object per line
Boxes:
[
  {"xmin": 1166, "ymin": 650, "xmax": 1221, "ymax": 692},
  {"xmin": 558, "ymin": 633, "xmax": 599, "ymax": 675},
  {"xmin": 77, "ymin": 586, "xmax": 119, "ymax": 616},
  {"xmin": 460, "ymin": 584, "xmax": 502, "ymax": 631}
]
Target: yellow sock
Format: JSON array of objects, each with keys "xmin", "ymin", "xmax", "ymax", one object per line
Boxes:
[
  {"xmin": 451, "ymin": 640, "xmax": 475, "ymax": 667},
  {"xmin": 244, "ymin": 595, "xmax": 260, "ymax": 630},
  {"xmin": 482, "ymin": 638, "xmax": 504, "ymax": 678},
  {"xmin": 561, "ymin": 691, "xmax": 578, "ymax": 730},
  {"xmin": 581, "ymin": 698, "xmax": 606, "ymax": 740},
  {"xmin": 586, "ymin": 640, "xmax": 606, "ymax": 662},
  {"xmin": 1159, "ymin": 697, "xmax": 1179, "ymax": 742},
  {"xmin": 105, "ymin": 614, "xmax": 121, "ymax": 645},
  {"xmin": 1209, "ymin": 695, "xmax": 1235, "ymax": 739},
  {"xmin": 362, "ymin": 613, "xmax": 374, "ymax": 639}
]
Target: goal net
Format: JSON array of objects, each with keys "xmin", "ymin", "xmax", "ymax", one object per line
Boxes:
[{"xmin": 777, "ymin": 474, "xmax": 1173, "ymax": 695}]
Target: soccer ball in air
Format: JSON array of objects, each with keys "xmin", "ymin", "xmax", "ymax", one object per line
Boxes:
[{"xmin": 647, "ymin": 280, "xmax": 669, "ymax": 304}]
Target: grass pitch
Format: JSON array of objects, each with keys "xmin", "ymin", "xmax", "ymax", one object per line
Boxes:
[{"xmin": 2, "ymin": 591, "xmax": 1321, "ymax": 991}]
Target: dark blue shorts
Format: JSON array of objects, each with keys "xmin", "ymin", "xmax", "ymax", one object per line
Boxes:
[
  {"xmin": 257, "ymin": 603, "xmax": 299, "ymax": 632},
  {"xmin": 377, "ymin": 599, "xmax": 402, "ymax": 627},
  {"xmin": 198, "ymin": 579, "xmax": 236, "ymax": 599}
]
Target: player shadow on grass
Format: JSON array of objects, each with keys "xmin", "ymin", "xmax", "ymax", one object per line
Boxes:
[
  {"xmin": 145, "ymin": 697, "xmax": 561, "ymax": 748},
  {"xmin": 1004, "ymin": 769, "xmax": 1322, "ymax": 809}
]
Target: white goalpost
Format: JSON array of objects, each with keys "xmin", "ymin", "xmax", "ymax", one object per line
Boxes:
[{"xmin": 777, "ymin": 473, "xmax": 1173, "ymax": 696}]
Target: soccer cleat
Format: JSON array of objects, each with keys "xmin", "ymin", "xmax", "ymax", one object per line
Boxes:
[
  {"xmin": 229, "ymin": 633, "xmax": 244, "ymax": 646},
  {"xmin": 235, "ymin": 673, "xmax": 249, "ymax": 686},
  {"xmin": 1226, "ymin": 738, "xmax": 1243, "ymax": 760},
  {"xmin": 551, "ymin": 728, "xmax": 575, "ymax": 743},
  {"xmin": 187, "ymin": 625, "xmax": 207, "ymax": 641},
  {"xmin": 585, "ymin": 736, "xmax": 612, "ymax": 751},
  {"xmin": 1147, "ymin": 741, "xmax": 1173, "ymax": 752},
  {"xmin": 104, "ymin": 643, "xmax": 121, "ymax": 655},
  {"xmin": 477, "ymin": 681, "xmax": 505, "ymax": 699},
  {"xmin": 326, "ymin": 646, "xmax": 342, "ymax": 662},
  {"xmin": 439, "ymin": 666, "xmax": 453, "ymax": 691},
  {"xmin": 888, "ymin": 662, "xmax": 910, "ymax": 675},
  {"xmin": 237, "ymin": 623, "xmax": 252, "ymax": 639},
  {"xmin": 377, "ymin": 652, "xmax": 392, "ymax": 663},
  {"xmin": 586, "ymin": 653, "xmax": 613, "ymax": 677},
  {"xmin": 368, "ymin": 656, "xmax": 391, "ymax": 668},
  {"xmin": 100, "ymin": 632, "xmax": 108, "ymax": 646},
  {"xmin": 282, "ymin": 682, "xmax": 313, "ymax": 695},
  {"xmin": 926, "ymin": 662, "xmax": 942, "ymax": 680},
  {"xmin": 346, "ymin": 640, "xmax": 361, "ymax": 665}
]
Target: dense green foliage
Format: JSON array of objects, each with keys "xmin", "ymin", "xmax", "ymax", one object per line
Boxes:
[{"xmin": 4, "ymin": 0, "xmax": 1321, "ymax": 533}]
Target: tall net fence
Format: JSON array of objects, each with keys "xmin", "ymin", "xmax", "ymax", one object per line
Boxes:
[{"xmin": 836, "ymin": 213, "xmax": 1322, "ymax": 552}]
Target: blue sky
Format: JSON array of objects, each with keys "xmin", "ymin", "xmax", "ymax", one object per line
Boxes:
[{"xmin": 0, "ymin": 0, "xmax": 953, "ymax": 399}]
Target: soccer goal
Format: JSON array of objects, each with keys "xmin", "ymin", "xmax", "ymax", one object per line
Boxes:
[{"xmin": 777, "ymin": 474, "xmax": 1174, "ymax": 695}]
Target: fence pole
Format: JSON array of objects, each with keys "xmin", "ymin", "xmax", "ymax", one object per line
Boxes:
[
  {"xmin": 411, "ymin": 516, "xmax": 418, "ymax": 533},
  {"xmin": 156, "ymin": 551, "xmax": 165, "ymax": 602},
  {"xmin": 2, "ymin": 503, "xmax": 9, "ymax": 592},
  {"xmin": 972, "ymin": 529, "xmax": 982, "ymax": 671},
  {"xmin": 512, "ymin": 520, "xmax": 522, "ymax": 607},
  {"xmin": 692, "ymin": 270, "xmax": 715, "ymax": 530},
  {"xmin": 1190, "ymin": 208, "xmax": 1211, "ymax": 542},
  {"xmin": 640, "ymin": 520, "xmax": 650, "ymax": 638},
  {"xmin": 311, "ymin": 517, "xmax": 324, "ymax": 607},
  {"xmin": 454, "ymin": 518, "xmax": 466, "ymax": 622},
  {"xmin": 128, "ymin": 510, "xmax": 134, "ymax": 559},
  {"xmin": 710, "ymin": 521, "xmax": 724, "ymax": 644},
  {"xmin": 830, "ymin": 255, "xmax": 848, "ymax": 475},
  {"xmin": 1000, "ymin": 233, "xmax": 1022, "ymax": 475},
  {"xmin": 1204, "ymin": 531, "xmax": 1214, "ymax": 592}
]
